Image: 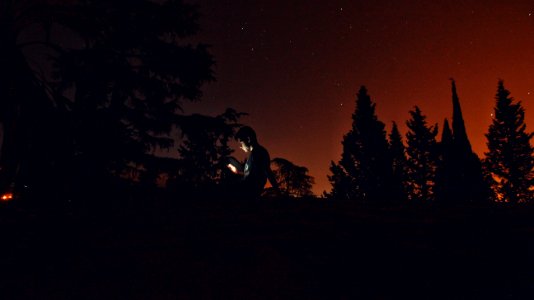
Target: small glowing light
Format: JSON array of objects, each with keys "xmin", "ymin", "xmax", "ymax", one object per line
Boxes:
[{"xmin": 1, "ymin": 193, "xmax": 13, "ymax": 201}]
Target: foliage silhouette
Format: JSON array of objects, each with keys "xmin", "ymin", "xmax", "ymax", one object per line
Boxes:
[
  {"xmin": 435, "ymin": 80, "xmax": 488, "ymax": 204},
  {"xmin": 435, "ymin": 119, "xmax": 454, "ymax": 202},
  {"xmin": 0, "ymin": 0, "xmax": 215, "ymax": 207},
  {"xmin": 388, "ymin": 121, "xmax": 408, "ymax": 203},
  {"xmin": 271, "ymin": 157, "xmax": 315, "ymax": 197},
  {"xmin": 329, "ymin": 86, "xmax": 394, "ymax": 202},
  {"xmin": 484, "ymin": 80, "xmax": 534, "ymax": 203},
  {"xmin": 0, "ymin": 0, "xmax": 77, "ymax": 203},
  {"xmin": 173, "ymin": 109, "xmax": 246, "ymax": 192},
  {"xmin": 405, "ymin": 106, "xmax": 439, "ymax": 203}
]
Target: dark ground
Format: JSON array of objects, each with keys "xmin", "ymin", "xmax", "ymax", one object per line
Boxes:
[{"xmin": 1, "ymin": 197, "xmax": 534, "ymax": 299}]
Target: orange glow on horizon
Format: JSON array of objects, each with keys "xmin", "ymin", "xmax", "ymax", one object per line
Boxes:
[{"xmin": 184, "ymin": 1, "xmax": 534, "ymax": 195}]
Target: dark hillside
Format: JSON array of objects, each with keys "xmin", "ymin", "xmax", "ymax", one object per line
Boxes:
[{"xmin": 1, "ymin": 198, "xmax": 533, "ymax": 299}]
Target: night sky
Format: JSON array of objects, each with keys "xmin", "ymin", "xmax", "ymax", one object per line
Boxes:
[{"xmin": 184, "ymin": 0, "xmax": 534, "ymax": 194}]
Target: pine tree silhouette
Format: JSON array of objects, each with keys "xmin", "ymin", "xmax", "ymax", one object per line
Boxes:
[
  {"xmin": 405, "ymin": 106, "xmax": 438, "ymax": 203},
  {"xmin": 329, "ymin": 86, "xmax": 393, "ymax": 202},
  {"xmin": 484, "ymin": 80, "xmax": 534, "ymax": 203},
  {"xmin": 327, "ymin": 161, "xmax": 351, "ymax": 200},
  {"xmin": 388, "ymin": 122, "xmax": 408, "ymax": 202}
]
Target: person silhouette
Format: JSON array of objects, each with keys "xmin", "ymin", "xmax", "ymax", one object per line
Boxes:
[{"xmin": 227, "ymin": 126, "xmax": 278, "ymax": 198}]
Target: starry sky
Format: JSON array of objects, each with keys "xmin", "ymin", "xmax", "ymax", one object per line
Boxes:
[{"xmin": 184, "ymin": 0, "xmax": 534, "ymax": 195}]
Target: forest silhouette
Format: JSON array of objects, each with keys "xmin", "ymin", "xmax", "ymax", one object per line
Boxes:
[
  {"xmin": 1, "ymin": 1, "xmax": 533, "ymax": 208},
  {"xmin": 1, "ymin": 1, "xmax": 534, "ymax": 299}
]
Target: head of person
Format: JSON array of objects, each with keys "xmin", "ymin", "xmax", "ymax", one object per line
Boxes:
[{"xmin": 235, "ymin": 126, "xmax": 257, "ymax": 153}]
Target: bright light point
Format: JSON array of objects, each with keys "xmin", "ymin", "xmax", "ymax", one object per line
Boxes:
[
  {"xmin": 1, "ymin": 193, "xmax": 13, "ymax": 201},
  {"xmin": 251, "ymin": 47, "xmax": 254, "ymax": 51},
  {"xmin": 340, "ymin": 7, "xmax": 343, "ymax": 11}
]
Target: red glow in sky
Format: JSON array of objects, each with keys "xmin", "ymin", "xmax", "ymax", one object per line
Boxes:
[{"xmin": 186, "ymin": 0, "xmax": 534, "ymax": 194}]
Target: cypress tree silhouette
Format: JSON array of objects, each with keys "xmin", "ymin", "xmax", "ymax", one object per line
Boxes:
[
  {"xmin": 436, "ymin": 80, "xmax": 488, "ymax": 204},
  {"xmin": 329, "ymin": 86, "xmax": 393, "ymax": 202},
  {"xmin": 388, "ymin": 122, "xmax": 408, "ymax": 202},
  {"xmin": 442, "ymin": 119, "xmax": 454, "ymax": 147},
  {"xmin": 484, "ymin": 80, "xmax": 534, "ymax": 203},
  {"xmin": 435, "ymin": 119, "xmax": 454, "ymax": 202},
  {"xmin": 405, "ymin": 106, "xmax": 438, "ymax": 203},
  {"xmin": 451, "ymin": 80, "xmax": 472, "ymax": 153}
]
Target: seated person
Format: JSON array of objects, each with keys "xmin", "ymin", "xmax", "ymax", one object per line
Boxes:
[{"xmin": 227, "ymin": 126, "xmax": 278, "ymax": 198}]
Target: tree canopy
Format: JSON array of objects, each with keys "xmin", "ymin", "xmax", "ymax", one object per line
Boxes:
[
  {"xmin": 271, "ymin": 158, "xmax": 315, "ymax": 198},
  {"xmin": 0, "ymin": 0, "xmax": 216, "ymax": 202},
  {"xmin": 484, "ymin": 81, "xmax": 534, "ymax": 203},
  {"xmin": 329, "ymin": 86, "xmax": 394, "ymax": 202},
  {"xmin": 405, "ymin": 106, "xmax": 438, "ymax": 203}
]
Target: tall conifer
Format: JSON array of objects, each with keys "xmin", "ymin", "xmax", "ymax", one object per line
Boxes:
[
  {"xmin": 389, "ymin": 122, "xmax": 408, "ymax": 202},
  {"xmin": 435, "ymin": 119, "xmax": 454, "ymax": 202},
  {"xmin": 329, "ymin": 86, "xmax": 393, "ymax": 202},
  {"xmin": 405, "ymin": 106, "xmax": 439, "ymax": 203},
  {"xmin": 435, "ymin": 80, "xmax": 488, "ymax": 204},
  {"xmin": 484, "ymin": 81, "xmax": 534, "ymax": 203}
]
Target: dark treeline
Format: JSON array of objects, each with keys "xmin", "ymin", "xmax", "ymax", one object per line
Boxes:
[
  {"xmin": 327, "ymin": 80, "xmax": 534, "ymax": 204},
  {"xmin": 3, "ymin": 3, "xmax": 534, "ymax": 299},
  {"xmin": 0, "ymin": 0, "xmax": 314, "ymax": 214},
  {"xmin": 1, "ymin": 1, "xmax": 533, "ymax": 215},
  {"xmin": 0, "ymin": 0, "xmax": 222, "ymax": 213}
]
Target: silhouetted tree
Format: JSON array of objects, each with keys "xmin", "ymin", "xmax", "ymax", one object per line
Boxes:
[
  {"xmin": 0, "ymin": 0, "xmax": 72, "ymax": 199},
  {"xmin": 329, "ymin": 86, "xmax": 393, "ymax": 202},
  {"xmin": 0, "ymin": 1, "xmax": 215, "ymax": 204},
  {"xmin": 435, "ymin": 119, "xmax": 454, "ymax": 202},
  {"xmin": 484, "ymin": 81, "xmax": 534, "ymax": 203},
  {"xmin": 388, "ymin": 122, "xmax": 408, "ymax": 202},
  {"xmin": 435, "ymin": 80, "xmax": 488, "ymax": 204},
  {"xmin": 56, "ymin": 1, "xmax": 214, "ymax": 193},
  {"xmin": 327, "ymin": 161, "xmax": 351, "ymax": 200},
  {"xmin": 405, "ymin": 106, "xmax": 439, "ymax": 203},
  {"xmin": 175, "ymin": 109, "xmax": 245, "ymax": 189},
  {"xmin": 271, "ymin": 158, "xmax": 315, "ymax": 197}
]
